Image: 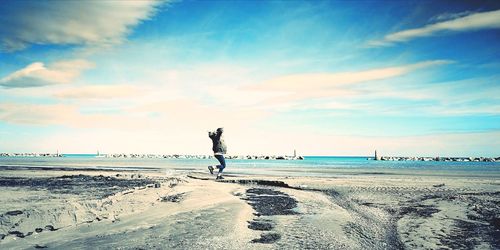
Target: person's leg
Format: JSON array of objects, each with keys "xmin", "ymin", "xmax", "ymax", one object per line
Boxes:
[
  {"xmin": 208, "ymin": 155, "xmax": 223, "ymax": 174},
  {"xmin": 214, "ymin": 154, "xmax": 226, "ymax": 176}
]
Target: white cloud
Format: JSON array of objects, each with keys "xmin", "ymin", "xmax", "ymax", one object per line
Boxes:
[
  {"xmin": 274, "ymin": 73, "xmax": 500, "ymax": 116},
  {"xmin": 0, "ymin": 1, "xmax": 164, "ymax": 52},
  {"xmin": 368, "ymin": 9, "xmax": 500, "ymax": 47},
  {"xmin": 0, "ymin": 60, "xmax": 93, "ymax": 88}
]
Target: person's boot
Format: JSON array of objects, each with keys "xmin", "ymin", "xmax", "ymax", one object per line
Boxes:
[
  {"xmin": 208, "ymin": 166, "xmax": 214, "ymax": 174},
  {"xmin": 216, "ymin": 175, "xmax": 224, "ymax": 180}
]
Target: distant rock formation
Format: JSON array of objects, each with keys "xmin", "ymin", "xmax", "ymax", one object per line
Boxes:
[
  {"xmin": 375, "ymin": 156, "xmax": 499, "ymax": 162},
  {"xmin": 0, "ymin": 153, "xmax": 305, "ymax": 160}
]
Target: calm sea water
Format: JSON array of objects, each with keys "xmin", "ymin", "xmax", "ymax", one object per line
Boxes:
[{"xmin": 1, "ymin": 155, "xmax": 499, "ymax": 177}]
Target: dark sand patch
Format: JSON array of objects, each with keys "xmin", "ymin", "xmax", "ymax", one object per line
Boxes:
[
  {"xmin": 160, "ymin": 192, "xmax": 186, "ymax": 203},
  {"xmin": 241, "ymin": 187, "xmax": 299, "ymax": 245},
  {"xmin": 248, "ymin": 219, "xmax": 274, "ymax": 231},
  {"xmin": 0, "ymin": 165, "xmax": 161, "ymax": 172},
  {"xmin": 243, "ymin": 188, "xmax": 298, "ymax": 216},
  {"xmin": 0, "ymin": 174, "xmax": 156, "ymax": 199},
  {"xmin": 251, "ymin": 232, "xmax": 281, "ymax": 244}
]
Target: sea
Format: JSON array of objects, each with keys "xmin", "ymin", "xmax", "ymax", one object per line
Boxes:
[{"xmin": 1, "ymin": 155, "xmax": 499, "ymax": 177}]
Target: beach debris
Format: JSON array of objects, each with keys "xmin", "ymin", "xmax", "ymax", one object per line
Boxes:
[
  {"xmin": 154, "ymin": 183, "xmax": 161, "ymax": 188},
  {"xmin": 5, "ymin": 210, "xmax": 23, "ymax": 216},
  {"xmin": 433, "ymin": 183, "xmax": 446, "ymax": 188},
  {"xmin": 0, "ymin": 233, "xmax": 5, "ymax": 240},
  {"xmin": 251, "ymin": 232, "xmax": 281, "ymax": 244},
  {"xmin": 35, "ymin": 228, "xmax": 43, "ymax": 233},
  {"xmin": 8, "ymin": 230, "xmax": 25, "ymax": 238},
  {"xmin": 34, "ymin": 244, "xmax": 48, "ymax": 249},
  {"xmin": 44, "ymin": 225, "xmax": 57, "ymax": 231},
  {"xmin": 160, "ymin": 192, "xmax": 185, "ymax": 203}
]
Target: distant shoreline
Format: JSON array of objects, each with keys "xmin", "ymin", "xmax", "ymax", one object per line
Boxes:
[
  {"xmin": 0, "ymin": 153, "xmax": 304, "ymax": 160},
  {"xmin": 1, "ymin": 152, "xmax": 499, "ymax": 162}
]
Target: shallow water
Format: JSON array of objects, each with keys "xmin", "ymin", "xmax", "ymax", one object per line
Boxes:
[{"xmin": 1, "ymin": 156, "xmax": 499, "ymax": 177}]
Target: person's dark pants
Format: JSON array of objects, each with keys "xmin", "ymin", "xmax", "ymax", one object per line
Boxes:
[{"xmin": 214, "ymin": 154, "xmax": 226, "ymax": 173}]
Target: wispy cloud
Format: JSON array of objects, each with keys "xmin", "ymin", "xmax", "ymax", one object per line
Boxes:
[
  {"xmin": 0, "ymin": 97, "xmax": 270, "ymax": 130},
  {"xmin": 54, "ymin": 85, "xmax": 145, "ymax": 99},
  {"xmin": 0, "ymin": 0, "xmax": 165, "ymax": 52},
  {"xmin": 248, "ymin": 60, "xmax": 451, "ymax": 102},
  {"xmin": 429, "ymin": 10, "xmax": 476, "ymax": 22},
  {"xmin": 0, "ymin": 60, "xmax": 93, "ymax": 88},
  {"xmin": 0, "ymin": 102, "xmax": 152, "ymax": 128},
  {"xmin": 368, "ymin": 9, "xmax": 500, "ymax": 47}
]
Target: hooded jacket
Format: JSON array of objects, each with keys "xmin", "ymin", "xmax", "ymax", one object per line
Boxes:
[{"xmin": 208, "ymin": 128, "xmax": 227, "ymax": 154}]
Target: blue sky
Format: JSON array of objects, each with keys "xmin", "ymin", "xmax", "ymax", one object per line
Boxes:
[{"xmin": 0, "ymin": 0, "xmax": 499, "ymax": 156}]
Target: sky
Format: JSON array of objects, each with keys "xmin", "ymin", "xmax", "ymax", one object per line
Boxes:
[{"xmin": 0, "ymin": 0, "xmax": 499, "ymax": 156}]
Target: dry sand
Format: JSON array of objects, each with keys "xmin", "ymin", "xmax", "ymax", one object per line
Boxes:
[{"xmin": 0, "ymin": 167, "xmax": 499, "ymax": 249}]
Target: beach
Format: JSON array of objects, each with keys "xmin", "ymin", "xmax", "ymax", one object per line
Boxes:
[{"xmin": 0, "ymin": 159, "xmax": 499, "ymax": 250}]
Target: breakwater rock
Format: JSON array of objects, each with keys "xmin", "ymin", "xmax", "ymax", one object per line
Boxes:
[
  {"xmin": 0, "ymin": 153, "xmax": 304, "ymax": 160},
  {"xmin": 374, "ymin": 156, "xmax": 499, "ymax": 162}
]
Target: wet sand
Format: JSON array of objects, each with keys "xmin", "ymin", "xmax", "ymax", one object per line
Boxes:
[{"xmin": 0, "ymin": 167, "xmax": 499, "ymax": 249}]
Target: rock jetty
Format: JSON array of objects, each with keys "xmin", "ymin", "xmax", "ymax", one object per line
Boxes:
[
  {"xmin": 0, "ymin": 153, "xmax": 304, "ymax": 160},
  {"xmin": 373, "ymin": 156, "xmax": 499, "ymax": 162},
  {"xmin": 0, "ymin": 153, "xmax": 62, "ymax": 157},
  {"xmin": 99, "ymin": 154, "xmax": 304, "ymax": 160}
]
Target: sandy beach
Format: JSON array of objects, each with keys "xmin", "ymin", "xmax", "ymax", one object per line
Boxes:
[{"xmin": 0, "ymin": 165, "xmax": 499, "ymax": 249}]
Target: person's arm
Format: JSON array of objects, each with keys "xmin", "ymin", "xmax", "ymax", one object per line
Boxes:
[{"xmin": 216, "ymin": 128, "xmax": 223, "ymax": 139}]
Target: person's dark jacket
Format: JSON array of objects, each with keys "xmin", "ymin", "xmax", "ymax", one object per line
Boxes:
[{"xmin": 208, "ymin": 128, "xmax": 227, "ymax": 154}]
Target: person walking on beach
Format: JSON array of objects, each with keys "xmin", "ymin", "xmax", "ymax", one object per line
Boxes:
[{"xmin": 208, "ymin": 127, "xmax": 227, "ymax": 180}]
